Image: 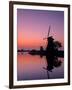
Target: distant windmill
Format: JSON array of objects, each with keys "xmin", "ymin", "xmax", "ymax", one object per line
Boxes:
[{"xmin": 43, "ymin": 25, "xmax": 51, "ymax": 40}]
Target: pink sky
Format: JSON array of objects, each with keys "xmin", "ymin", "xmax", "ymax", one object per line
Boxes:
[{"xmin": 17, "ymin": 9, "xmax": 64, "ymax": 50}]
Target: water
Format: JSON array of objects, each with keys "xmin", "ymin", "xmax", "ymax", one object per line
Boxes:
[{"xmin": 17, "ymin": 53, "xmax": 64, "ymax": 81}]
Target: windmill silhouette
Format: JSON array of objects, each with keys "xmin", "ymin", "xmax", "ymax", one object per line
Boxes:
[{"xmin": 43, "ymin": 25, "xmax": 55, "ymax": 53}]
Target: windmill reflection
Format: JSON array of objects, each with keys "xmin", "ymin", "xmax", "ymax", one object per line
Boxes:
[{"xmin": 43, "ymin": 55, "xmax": 62, "ymax": 79}]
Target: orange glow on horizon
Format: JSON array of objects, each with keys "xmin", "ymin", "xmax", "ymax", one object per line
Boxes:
[{"xmin": 17, "ymin": 10, "xmax": 64, "ymax": 50}]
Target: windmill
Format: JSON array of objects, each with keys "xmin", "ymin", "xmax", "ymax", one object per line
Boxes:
[{"xmin": 43, "ymin": 25, "xmax": 51, "ymax": 40}]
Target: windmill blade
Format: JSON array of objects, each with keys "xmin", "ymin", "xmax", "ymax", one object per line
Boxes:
[
  {"xmin": 43, "ymin": 25, "xmax": 51, "ymax": 40},
  {"xmin": 48, "ymin": 25, "xmax": 51, "ymax": 37}
]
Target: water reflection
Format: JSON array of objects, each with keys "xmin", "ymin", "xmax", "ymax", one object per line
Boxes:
[
  {"xmin": 43, "ymin": 54, "xmax": 62, "ymax": 79},
  {"xmin": 17, "ymin": 52, "xmax": 64, "ymax": 80}
]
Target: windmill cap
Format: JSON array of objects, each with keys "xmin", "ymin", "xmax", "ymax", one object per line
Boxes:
[{"xmin": 48, "ymin": 36, "xmax": 54, "ymax": 40}]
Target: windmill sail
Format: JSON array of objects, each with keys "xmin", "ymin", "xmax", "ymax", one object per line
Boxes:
[
  {"xmin": 43, "ymin": 25, "xmax": 51, "ymax": 40},
  {"xmin": 48, "ymin": 25, "xmax": 51, "ymax": 37}
]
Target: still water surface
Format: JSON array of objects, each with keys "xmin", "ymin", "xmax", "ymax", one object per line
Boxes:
[{"xmin": 17, "ymin": 53, "xmax": 64, "ymax": 81}]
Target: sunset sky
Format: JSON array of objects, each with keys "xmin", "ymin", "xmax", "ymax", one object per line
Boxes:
[{"xmin": 17, "ymin": 9, "xmax": 64, "ymax": 50}]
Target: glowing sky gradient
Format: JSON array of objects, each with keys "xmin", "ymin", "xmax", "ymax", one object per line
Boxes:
[{"xmin": 17, "ymin": 9, "xmax": 64, "ymax": 50}]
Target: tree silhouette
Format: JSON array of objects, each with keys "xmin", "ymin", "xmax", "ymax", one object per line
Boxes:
[{"xmin": 54, "ymin": 41, "xmax": 62, "ymax": 50}]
